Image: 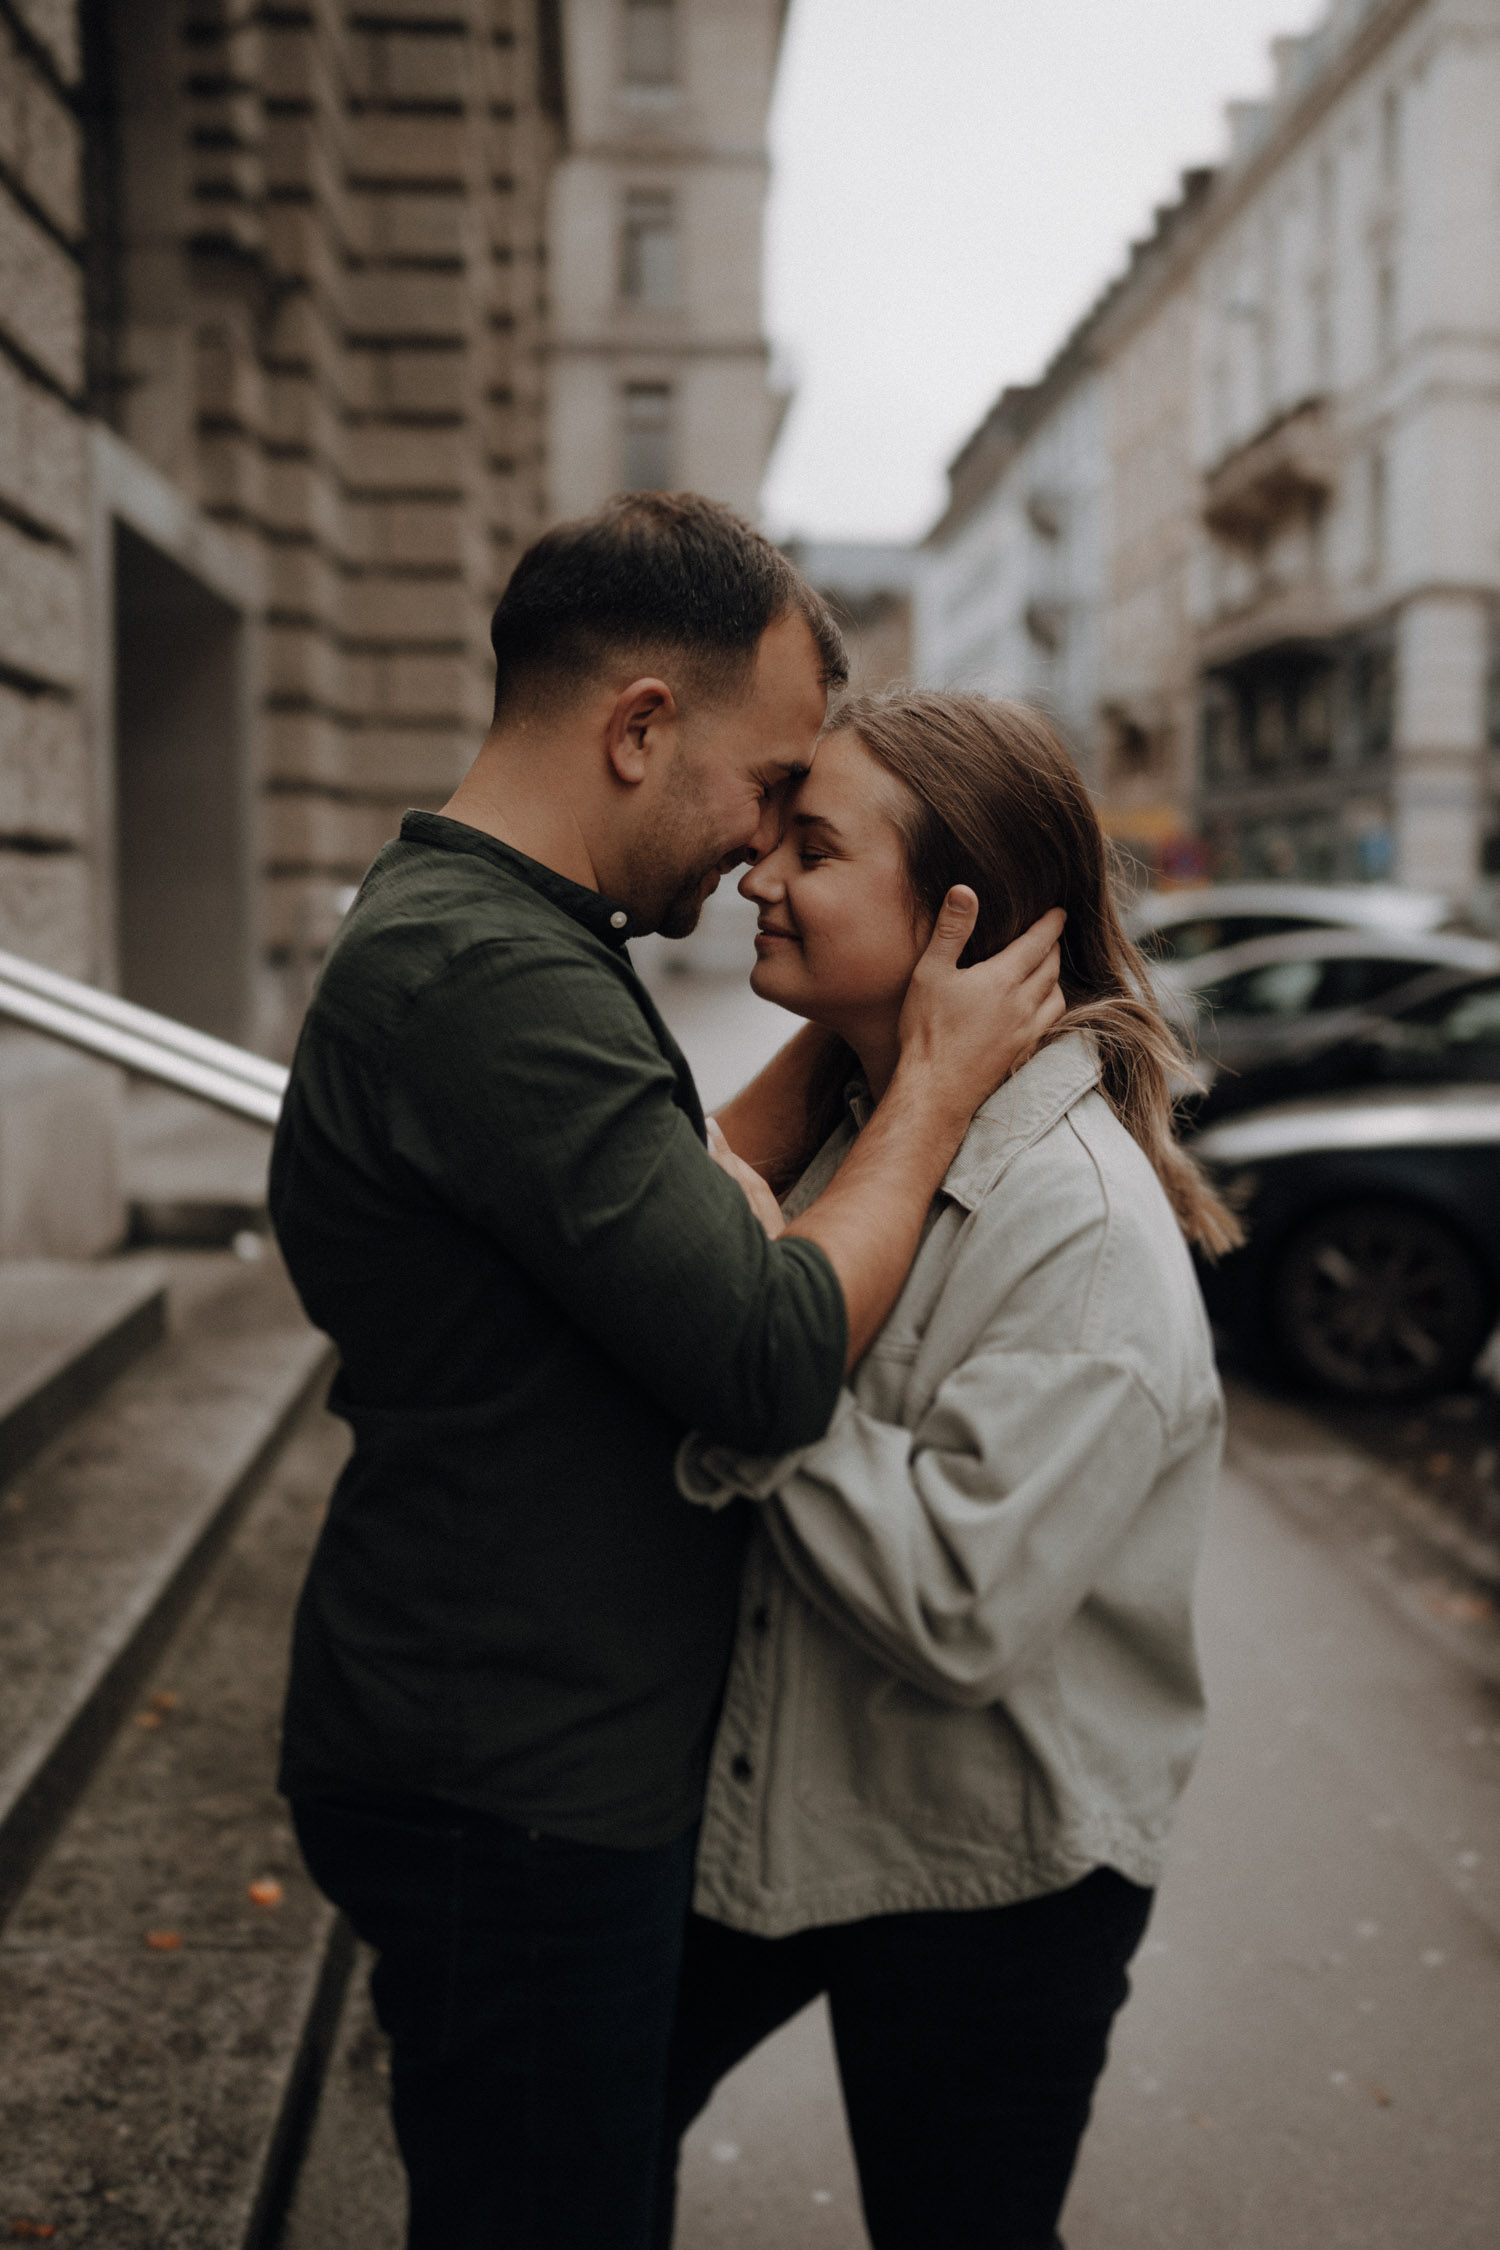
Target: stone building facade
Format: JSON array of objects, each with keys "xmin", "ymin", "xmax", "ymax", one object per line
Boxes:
[
  {"xmin": 545, "ymin": 0, "xmax": 788, "ymax": 519},
  {"xmin": 916, "ymin": 0, "xmax": 1500, "ymax": 902},
  {"xmin": 2, "ymin": 0, "xmax": 560, "ymax": 1059},
  {"xmin": 0, "ymin": 0, "xmax": 787, "ymax": 1254}
]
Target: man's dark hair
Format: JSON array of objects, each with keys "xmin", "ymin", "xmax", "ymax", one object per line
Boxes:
[{"xmin": 489, "ymin": 491, "xmax": 848, "ymax": 722}]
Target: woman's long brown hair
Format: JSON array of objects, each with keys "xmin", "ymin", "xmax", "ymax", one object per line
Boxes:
[{"xmin": 799, "ymin": 690, "xmax": 1242, "ymax": 1257}]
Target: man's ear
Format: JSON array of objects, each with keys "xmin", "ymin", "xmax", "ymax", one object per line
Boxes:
[{"xmin": 604, "ymin": 677, "xmax": 677, "ymax": 787}]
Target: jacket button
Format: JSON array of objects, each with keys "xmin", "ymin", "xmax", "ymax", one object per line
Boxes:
[
  {"xmin": 751, "ymin": 1605, "xmax": 771, "ymax": 1633},
  {"xmin": 609, "ymin": 910, "xmax": 628, "ymax": 930},
  {"xmin": 730, "ymin": 1751, "xmax": 754, "ymax": 1784}
]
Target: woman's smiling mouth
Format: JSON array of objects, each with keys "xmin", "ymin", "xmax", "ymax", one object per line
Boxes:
[{"xmin": 754, "ymin": 921, "xmax": 799, "ymax": 951}]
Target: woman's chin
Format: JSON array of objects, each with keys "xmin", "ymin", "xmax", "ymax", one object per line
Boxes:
[{"xmin": 749, "ymin": 956, "xmax": 812, "ymax": 1016}]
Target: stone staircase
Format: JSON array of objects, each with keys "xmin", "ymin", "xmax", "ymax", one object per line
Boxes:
[{"xmin": 0, "ymin": 1244, "xmax": 403, "ymax": 2248}]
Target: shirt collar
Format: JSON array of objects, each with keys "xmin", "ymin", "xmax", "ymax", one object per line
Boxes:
[
  {"xmin": 839, "ymin": 1031, "xmax": 1100, "ymax": 1212},
  {"xmin": 941, "ymin": 1033, "xmax": 1102, "ymax": 1212},
  {"xmin": 400, "ymin": 811, "xmax": 636, "ymax": 951}
]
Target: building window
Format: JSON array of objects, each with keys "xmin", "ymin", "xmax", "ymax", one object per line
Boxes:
[
  {"xmin": 1103, "ymin": 707, "xmax": 1154, "ymax": 781},
  {"xmin": 1379, "ymin": 87, "xmax": 1401, "ymax": 187},
  {"xmin": 622, "ymin": 382, "xmax": 674, "ymax": 490},
  {"xmin": 621, "ymin": 190, "xmax": 676, "ymax": 307},
  {"xmin": 1351, "ymin": 636, "xmax": 1394, "ymax": 761},
  {"xmin": 1310, "ymin": 275, "xmax": 1334, "ymax": 388},
  {"xmin": 1376, "ymin": 259, "xmax": 1397, "ymax": 362},
  {"xmin": 1366, "ymin": 447, "xmax": 1387, "ymax": 578},
  {"xmin": 623, "ymin": 0, "xmax": 676, "ymax": 87}
]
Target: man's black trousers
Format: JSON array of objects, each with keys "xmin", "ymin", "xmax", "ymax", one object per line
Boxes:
[
  {"xmin": 653, "ymin": 1867, "xmax": 1153, "ymax": 2250},
  {"xmin": 292, "ymin": 1794, "xmax": 696, "ymax": 2250}
]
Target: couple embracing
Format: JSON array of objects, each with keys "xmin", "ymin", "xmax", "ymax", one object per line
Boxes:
[{"xmin": 271, "ymin": 493, "xmax": 1235, "ymax": 2250}]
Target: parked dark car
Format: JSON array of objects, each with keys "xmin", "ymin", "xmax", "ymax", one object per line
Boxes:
[
  {"xmin": 1187, "ymin": 963, "xmax": 1500, "ymax": 1127},
  {"xmin": 1156, "ymin": 927, "xmax": 1500, "ymax": 1098},
  {"xmin": 1190, "ymin": 1085, "xmax": 1500, "ymax": 1400}
]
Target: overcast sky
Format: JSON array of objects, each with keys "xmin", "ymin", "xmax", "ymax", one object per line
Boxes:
[{"xmin": 762, "ymin": 0, "xmax": 1324, "ymax": 544}]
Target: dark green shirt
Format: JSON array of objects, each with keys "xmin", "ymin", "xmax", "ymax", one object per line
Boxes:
[{"xmin": 271, "ymin": 812, "xmax": 846, "ymax": 1848}]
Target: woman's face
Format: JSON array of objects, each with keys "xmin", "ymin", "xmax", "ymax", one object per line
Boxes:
[{"xmin": 739, "ymin": 727, "xmax": 930, "ymax": 1034}]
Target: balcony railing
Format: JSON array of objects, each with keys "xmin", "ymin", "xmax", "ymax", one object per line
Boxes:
[{"xmin": 0, "ymin": 949, "xmax": 286, "ymax": 1126}]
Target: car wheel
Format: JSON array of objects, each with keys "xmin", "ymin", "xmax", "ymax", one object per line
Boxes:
[{"xmin": 1270, "ymin": 1199, "xmax": 1491, "ymax": 1400}]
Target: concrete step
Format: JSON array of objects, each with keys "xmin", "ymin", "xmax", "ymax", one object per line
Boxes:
[
  {"xmin": 0, "ymin": 1260, "xmax": 167, "ymax": 1490},
  {"xmin": 125, "ymin": 1085, "xmax": 271, "ymax": 1249},
  {"xmin": 0, "ymin": 1375, "xmax": 353, "ymax": 2249},
  {"xmin": 0, "ymin": 1259, "xmax": 331, "ymax": 1925},
  {"xmin": 279, "ymin": 1945, "xmax": 404, "ymax": 2250}
]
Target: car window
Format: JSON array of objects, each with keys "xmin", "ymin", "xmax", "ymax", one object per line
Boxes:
[
  {"xmin": 1312, "ymin": 955, "xmax": 1432, "ymax": 1009},
  {"xmin": 1442, "ymin": 986, "xmax": 1500, "ymax": 1045},
  {"xmin": 1198, "ymin": 953, "xmax": 1435, "ymax": 1020},
  {"xmin": 1398, "ymin": 977, "xmax": 1500, "ymax": 1048},
  {"xmin": 1147, "ymin": 913, "xmax": 1322, "ymax": 963},
  {"xmin": 1198, "ymin": 959, "xmax": 1323, "ymax": 1016}
]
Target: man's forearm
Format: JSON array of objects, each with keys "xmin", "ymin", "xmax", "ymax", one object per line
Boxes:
[
  {"xmin": 783, "ymin": 1061, "xmax": 969, "ymax": 1366},
  {"xmin": 711, "ymin": 1021, "xmax": 833, "ymax": 1179}
]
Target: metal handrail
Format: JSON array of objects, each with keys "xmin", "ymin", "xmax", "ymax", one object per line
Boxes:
[{"xmin": 0, "ymin": 948, "xmax": 286, "ymax": 1126}]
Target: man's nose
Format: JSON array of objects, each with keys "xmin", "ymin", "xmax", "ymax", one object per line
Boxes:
[{"xmin": 747, "ymin": 794, "xmax": 788, "ymax": 861}]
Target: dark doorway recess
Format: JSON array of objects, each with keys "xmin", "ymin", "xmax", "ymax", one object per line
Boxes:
[{"xmin": 113, "ymin": 521, "xmax": 251, "ymax": 1041}]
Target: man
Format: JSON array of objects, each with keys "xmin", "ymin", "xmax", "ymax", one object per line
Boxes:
[{"xmin": 271, "ymin": 493, "xmax": 1063, "ymax": 2249}]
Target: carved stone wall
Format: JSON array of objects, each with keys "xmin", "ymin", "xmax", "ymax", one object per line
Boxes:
[{"xmin": 1, "ymin": 0, "xmax": 563, "ymax": 1059}]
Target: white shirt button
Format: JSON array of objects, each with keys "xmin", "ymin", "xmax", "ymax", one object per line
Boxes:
[{"xmin": 609, "ymin": 911, "xmax": 628, "ymax": 930}]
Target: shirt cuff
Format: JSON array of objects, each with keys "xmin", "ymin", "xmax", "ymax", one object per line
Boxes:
[{"xmin": 675, "ymin": 1392, "xmax": 855, "ymax": 1510}]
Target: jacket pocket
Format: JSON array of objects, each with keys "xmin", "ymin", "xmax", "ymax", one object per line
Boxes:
[{"xmin": 790, "ymin": 1600, "xmax": 1033, "ymax": 1850}]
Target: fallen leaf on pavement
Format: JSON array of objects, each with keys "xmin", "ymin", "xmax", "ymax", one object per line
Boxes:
[
  {"xmin": 133, "ymin": 1711, "xmax": 163, "ymax": 1731},
  {"xmin": 11, "ymin": 2223, "xmax": 58, "ymax": 2238},
  {"xmin": 247, "ymin": 1877, "xmax": 284, "ymax": 1909},
  {"xmin": 144, "ymin": 1930, "xmax": 182, "ymax": 1952},
  {"xmin": 1422, "ymin": 1587, "xmax": 1495, "ymax": 1624},
  {"xmin": 1368, "ymin": 2083, "xmax": 1393, "ymax": 2107},
  {"xmin": 150, "ymin": 1690, "xmax": 180, "ymax": 1711}
]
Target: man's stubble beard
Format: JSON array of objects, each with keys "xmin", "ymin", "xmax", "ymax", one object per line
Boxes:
[{"xmin": 627, "ymin": 746, "xmax": 732, "ymax": 939}]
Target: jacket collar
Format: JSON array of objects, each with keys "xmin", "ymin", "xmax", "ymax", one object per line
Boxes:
[{"xmin": 940, "ymin": 1033, "xmax": 1101, "ymax": 1212}]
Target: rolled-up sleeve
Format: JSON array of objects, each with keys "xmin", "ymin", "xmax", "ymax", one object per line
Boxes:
[
  {"xmin": 676, "ymin": 1346, "xmax": 1169, "ymax": 1705},
  {"xmin": 386, "ymin": 939, "xmax": 846, "ymax": 1454}
]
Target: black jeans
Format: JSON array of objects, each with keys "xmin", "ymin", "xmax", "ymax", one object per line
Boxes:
[
  {"xmin": 293, "ymin": 1795, "xmax": 697, "ymax": 2250},
  {"xmin": 654, "ymin": 1868, "xmax": 1153, "ymax": 2250}
]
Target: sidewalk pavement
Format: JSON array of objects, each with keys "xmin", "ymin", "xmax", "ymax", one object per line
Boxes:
[{"xmin": 674, "ymin": 1382, "xmax": 1500, "ymax": 2250}]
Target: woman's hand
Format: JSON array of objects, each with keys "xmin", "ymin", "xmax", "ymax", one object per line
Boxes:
[{"xmin": 707, "ymin": 1118, "xmax": 786, "ymax": 1239}]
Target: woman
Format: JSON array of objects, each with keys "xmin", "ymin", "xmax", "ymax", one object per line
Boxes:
[{"xmin": 655, "ymin": 692, "xmax": 1240, "ymax": 2250}]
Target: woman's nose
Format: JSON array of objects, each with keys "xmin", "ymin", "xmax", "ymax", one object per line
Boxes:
[{"xmin": 739, "ymin": 853, "xmax": 783, "ymax": 906}]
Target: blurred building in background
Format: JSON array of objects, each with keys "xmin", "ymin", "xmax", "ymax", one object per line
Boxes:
[
  {"xmin": 917, "ymin": 0, "xmax": 1500, "ymax": 902},
  {"xmin": 547, "ymin": 0, "xmax": 790, "ymax": 519},
  {"xmin": 786, "ymin": 540, "xmax": 914, "ymax": 697},
  {"xmin": 0, "ymin": 0, "xmax": 782, "ymax": 1252},
  {"xmin": 915, "ymin": 326, "xmax": 1111, "ymax": 784}
]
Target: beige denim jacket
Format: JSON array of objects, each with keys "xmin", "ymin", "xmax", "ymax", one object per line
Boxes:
[{"xmin": 677, "ymin": 1033, "xmax": 1224, "ymax": 1938}]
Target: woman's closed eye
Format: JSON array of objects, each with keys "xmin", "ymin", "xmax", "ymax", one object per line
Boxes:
[{"xmin": 798, "ymin": 848, "xmax": 830, "ymax": 869}]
